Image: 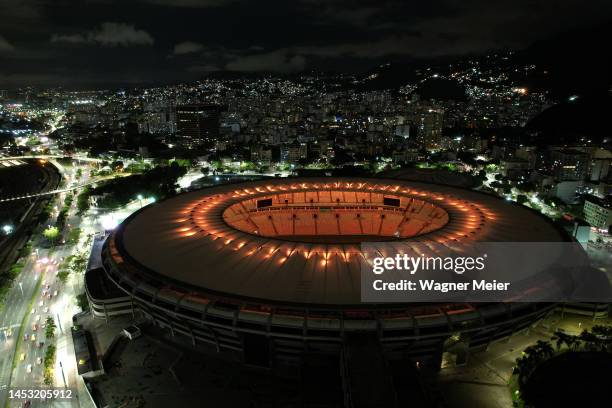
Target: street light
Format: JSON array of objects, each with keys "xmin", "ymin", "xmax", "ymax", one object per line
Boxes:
[
  {"xmin": 2, "ymin": 224, "xmax": 13, "ymax": 235},
  {"xmin": 137, "ymin": 194, "xmax": 143, "ymax": 208}
]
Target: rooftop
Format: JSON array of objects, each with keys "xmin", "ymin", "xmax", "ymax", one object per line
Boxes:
[{"xmin": 111, "ymin": 177, "xmax": 568, "ymax": 306}]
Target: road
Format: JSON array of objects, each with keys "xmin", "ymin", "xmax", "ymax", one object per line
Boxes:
[
  {"xmin": 0, "ymin": 249, "xmax": 45, "ymax": 403},
  {"xmin": 0, "ymin": 161, "xmax": 96, "ymax": 408},
  {"xmin": 8, "ymin": 243, "xmax": 82, "ymax": 408}
]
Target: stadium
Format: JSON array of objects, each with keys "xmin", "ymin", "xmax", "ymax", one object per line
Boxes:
[{"xmin": 95, "ymin": 177, "xmax": 570, "ymax": 370}]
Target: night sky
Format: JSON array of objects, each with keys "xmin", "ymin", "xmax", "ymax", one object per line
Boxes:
[{"xmin": 1, "ymin": 0, "xmax": 611, "ymax": 88}]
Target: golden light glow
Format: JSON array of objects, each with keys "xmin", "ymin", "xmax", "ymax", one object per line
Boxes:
[{"xmin": 172, "ymin": 181, "xmax": 498, "ymax": 262}]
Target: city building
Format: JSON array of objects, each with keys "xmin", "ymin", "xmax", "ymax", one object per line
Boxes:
[
  {"xmin": 589, "ymin": 148, "xmax": 612, "ymax": 181},
  {"xmin": 550, "ymin": 148, "xmax": 589, "ymax": 181},
  {"xmin": 583, "ymin": 194, "xmax": 612, "ymax": 230},
  {"xmin": 280, "ymin": 141, "xmax": 307, "ymax": 163},
  {"xmin": 392, "ymin": 148, "xmax": 420, "ymax": 164},
  {"xmin": 552, "ymin": 180, "xmax": 584, "ymax": 204},
  {"xmin": 500, "ymin": 159, "xmax": 531, "ymax": 180},
  {"xmin": 250, "ymin": 145, "xmax": 273, "ymax": 165},
  {"xmin": 515, "ymin": 146, "xmax": 537, "ymax": 169},
  {"xmin": 419, "ymin": 109, "xmax": 444, "ymax": 149},
  {"xmin": 138, "ymin": 110, "xmax": 176, "ymax": 135},
  {"xmin": 176, "ymin": 104, "xmax": 222, "ymax": 147}
]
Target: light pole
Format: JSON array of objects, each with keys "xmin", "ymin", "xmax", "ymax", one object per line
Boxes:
[
  {"xmin": 59, "ymin": 361, "xmax": 68, "ymax": 388},
  {"xmin": 56, "ymin": 313, "xmax": 63, "ymax": 333}
]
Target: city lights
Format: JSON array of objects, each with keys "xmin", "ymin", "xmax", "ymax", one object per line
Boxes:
[{"xmin": 0, "ymin": 3, "xmax": 610, "ymax": 407}]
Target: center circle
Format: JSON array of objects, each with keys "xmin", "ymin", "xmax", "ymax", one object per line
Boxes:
[{"xmin": 222, "ymin": 189, "xmax": 450, "ymax": 243}]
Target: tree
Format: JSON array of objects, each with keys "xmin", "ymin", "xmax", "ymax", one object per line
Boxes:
[
  {"xmin": 70, "ymin": 253, "xmax": 88, "ymax": 273},
  {"xmin": 520, "ymin": 181, "xmax": 536, "ymax": 193},
  {"xmin": 67, "ymin": 227, "xmax": 81, "ymax": 245},
  {"xmin": 535, "ymin": 340, "xmax": 554, "ymax": 359},
  {"xmin": 591, "ymin": 325, "xmax": 612, "ymax": 352},
  {"xmin": 516, "ymin": 195, "xmax": 528, "ymax": 205},
  {"xmin": 578, "ymin": 329, "xmax": 600, "ymax": 351},
  {"xmin": 57, "ymin": 270, "xmax": 69, "ymax": 283},
  {"xmin": 111, "ymin": 160, "xmax": 124, "ymax": 170},
  {"xmin": 76, "ymin": 187, "xmax": 90, "ymax": 214},
  {"xmin": 45, "ymin": 316, "xmax": 56, "ymax": 339},
  {"xmin": 64, "ymin": 193, "xmax": 74, "ymax": 207},
  {"xmin": 43, "ymin": 227, "xmax": 60, "ymax": 246},
  {"xmin": 43, "ymin": 344, "xmax": 56, "ymax": 385},
  {"xmin": 552, "ymin": 330, "xmax": 572, "ymax": 350},
  {"xmin": 76, "ymin": 293, "xmax": 90, "ymax": 312},
  {"xmin": 39, "ymin": 202, "xmax": 54, "ymax": 223}
]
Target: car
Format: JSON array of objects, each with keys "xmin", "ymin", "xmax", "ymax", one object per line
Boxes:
[
  {"xmin": 30, "ymin": 308, "xmax": 35, "ymax": 315},
  {"xmin": 19, "ymin": 353, "xmax": 25, "ymax": 361},
  {"xmin": 38, "ymin": 301, "xmax": 44, "ymax": 307},
  {"xmin": 43, "ymin": 307, "xmax": 49, "ymax": 313},
  {"xmin": 36, "ymin": 357, "xmax": 42, "ymax": 365},
  {"xmin": 53, "ymin": 290, "xmax": 58, "ymax": 297},
  {"xmin": 26, "ymin": 364, "xmax": 32, "ymax": 373},
  {"xmin": 35, "ymin": 315, "xmax": 40, "ymax": 322},
  {"xmin": 32, "ymin": 324, "xmax": 38, "ymax": 331},
  {"xmin": 30, "ymin": 334, "xmax": 36, "ymax": 342},
  {"xmin": 37, "ymin": 342, "xmax": 44, "ymax": 349},
  {"xmin": 23, "ymin": 333, "xmax": 28, "ymax": 342},
  {"xmin": 6, "ymin": 328, "xmax": 12, "ymax": 337}
]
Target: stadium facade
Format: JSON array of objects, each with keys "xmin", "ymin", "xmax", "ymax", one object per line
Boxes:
[{"xmin": 91, "ymin": 178, "xmax": 569, "ymax": 369}]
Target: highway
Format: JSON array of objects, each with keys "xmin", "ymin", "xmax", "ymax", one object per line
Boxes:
[
  {"xmin": 0, "ymin": 162, "xmax": 96, "ymax": 408},
  {"xmin": 8, "ymin": 236, "xmax": 82, "ymax": 408},
  {"xmin": 0, "ymin": 248, "xmax": 45, "ymax": 405}
]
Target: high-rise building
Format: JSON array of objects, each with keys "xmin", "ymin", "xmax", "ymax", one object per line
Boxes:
[
  {"xmin": 583, "ymin": 195, "xmax": 612, "ymax": 230},
  {"xmin": 280, "ymin": 141, "xmax": 307, "ymax": 163},
  {"xmin": 589, "ymin": 148, "xmax": 612, "ymax": 181},
  {"xmin": 138, "ymin": 111, "xmax": 176, "ymax": 135},
  {"xmin": 176, "ymin": 104, "xmax": 221, "ymax": 147},
  {"xmin": 550, "ymin": 148, "xmax": 589, "ymax": 181},
  {"xmin": 420, "ymin": 108, "xmax": 444, "ymax": 149}
]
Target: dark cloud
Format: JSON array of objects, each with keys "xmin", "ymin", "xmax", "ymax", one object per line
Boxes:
[
  {"xmin": 0, "ymin": 0, "xmax": 611, "ymax": 87},
  {"xmin": 173, "ymin": 41, "xmax": 206, "ymax": 55},
  {"xmin": 225, "ymin": 49, "xmax": 306, "ymax": 72},
  {"xmin": 50, "ymin": 23, "xmax": 154, "ymax": 47},
  {"xmin": 186, "ymin": 64, "xmax": 221, "ymax": 72}
]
